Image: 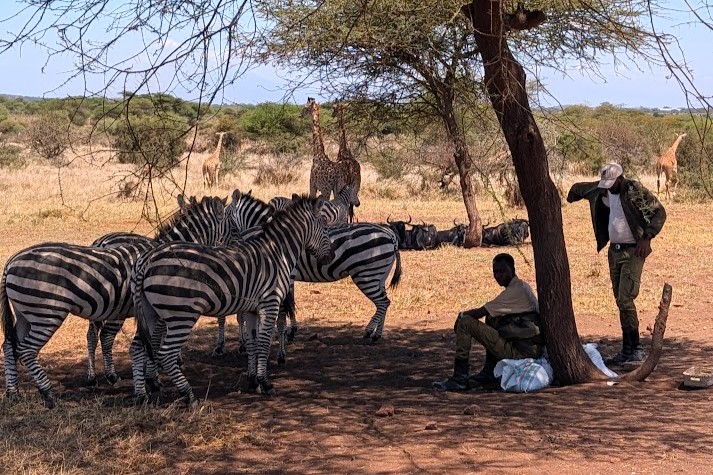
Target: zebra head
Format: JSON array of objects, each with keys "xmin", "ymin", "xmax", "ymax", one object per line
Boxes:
[
  {"xmin": 157, "ymin": 195, "xmax": 231, "ymax": 246},
  {"xmin": 291, "ymin": 193, "xmax": 335, "ymax": 265},
  {"xmin": 228, "ymin": 188, "xmax": 274, "ymax": 236}
]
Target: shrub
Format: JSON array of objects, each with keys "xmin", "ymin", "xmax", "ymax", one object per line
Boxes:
[
  {"xmin": 219, "ymin": 150, "xmax": 250, "ymax": 178},
  {"xmin": 369, "ymin": 147, "xmax": 407, "ymax": 180},
  {"xmin": 0, "ymin": 144, "xmax": 26, "ymax": 169},
  {"xmin": 253, "ymin": 153, "xmax": 302, "ymax": 186},
  {"xmin": 112, "ymin": 114, "xmax": 187, "ymax": 175},
  {"xmin": 27, "ymin": 111, "xmax": 71, "ymax": 166}
]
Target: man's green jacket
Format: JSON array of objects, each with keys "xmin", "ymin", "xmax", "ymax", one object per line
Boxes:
[{"xmin": 567, "ymin": 178, "xmax": 667, "ymax": 252}]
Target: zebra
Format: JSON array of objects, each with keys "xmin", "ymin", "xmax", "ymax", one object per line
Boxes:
[
  {"xmin": 1, "ymin": 196, "xmax": 232, "ymax": 408},
  {"xmin": 129, "ymin": 195, "xmax": 334, "ymax": 404},
  {"xmin": 270, "ymin": 184, "xmax": 355, "ymax": 226},
  {"xmin": 86, "ymin": 191, "xmax": 274, "ymax": 381},
  {"xmin": 219, "ymin": 222, "xmax": 402, "ymax": 364}
]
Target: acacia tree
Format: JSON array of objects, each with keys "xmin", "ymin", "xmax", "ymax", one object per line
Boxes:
[
  {"xmin": 1, "ymin": 0, "xmax": 710, "ymax": 383},
  {"xmin": 259, "ymin": 0, "xmax": 487, "ymax": 246}
]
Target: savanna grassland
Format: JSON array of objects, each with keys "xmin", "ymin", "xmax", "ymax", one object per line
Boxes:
[{"xmin": 1, "ymin": 147, "xmax": 713, "ymax": 475}]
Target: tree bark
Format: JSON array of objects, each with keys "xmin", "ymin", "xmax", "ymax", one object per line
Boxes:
[
  {"xmin": 464, "ymin": 0, "xmax": 600, "ymax": 383},
  {"xmin": 621, "ymin": 283, "xmax": 672, "ymax": 382}
]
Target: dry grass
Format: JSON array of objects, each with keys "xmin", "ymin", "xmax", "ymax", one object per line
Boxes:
[{"xmin": 1, "ymin": 148, "xmax": 712, "ymax": 474}]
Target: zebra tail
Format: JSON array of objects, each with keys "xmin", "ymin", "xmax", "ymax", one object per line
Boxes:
[
  {"xmin": 0, "ymin": 270, "xmax": 18, "ymax": 355},
  {"xmin": 132, "ymin": 271, "xmax": 157, "ymax": 362},
  {"xmin": 389, "ymin": 245, "xmax": 402, "ymax": 290},
  {"xmin": 283, "ymin": 286, "xmax": 296, "ymax": 323}
]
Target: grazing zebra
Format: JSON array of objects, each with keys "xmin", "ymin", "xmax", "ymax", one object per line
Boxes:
[
  {"xmin": 1, "ymin": 196, "xmax": 232, "ymax": 408},
  {"xmin": 220, "ymin": 222, "xmax": 403, "ymax": 364},
  {"xmin": 129, "ymin": 195, "xmax": 334, "ymax": 404}
]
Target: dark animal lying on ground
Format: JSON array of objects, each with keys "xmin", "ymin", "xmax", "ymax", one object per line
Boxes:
[
  {"xmin": 386, "ymin": 216, "xmax": 438, "ymax": 250},
  {"xmin": 482, "ymin": 219, "xmax": 530, "ymax": 246},
  {"xmin": 435, "ymin": 220, "xmax": 468, "ymax": 247}
]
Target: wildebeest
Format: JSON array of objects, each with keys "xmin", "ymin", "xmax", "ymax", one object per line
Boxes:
[
  {"xmin": 482, "ymin": 218, "xmax": 530, "ymax": 246},
  {"xmin": 435, "ymin": 219, "xmax": 468, "ymax": 247},
  {"xmin": 386, "ymin": 216, "xmax": 438, "ymax": 250}
]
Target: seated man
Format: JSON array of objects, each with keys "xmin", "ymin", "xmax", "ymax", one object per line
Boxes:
[{"xmin": 433, "ymin": 253, "xmax": 545, "ymax": 391}]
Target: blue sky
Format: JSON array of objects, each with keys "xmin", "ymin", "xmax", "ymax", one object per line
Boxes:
[{"xmin": 0, "ymin": 5, "xmax": 709, "ymax": 109}]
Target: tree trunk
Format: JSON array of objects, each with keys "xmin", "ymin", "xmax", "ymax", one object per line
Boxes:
[
  {"xmin": 464, "ymin": 0, "xmax": 601, "ymax": 383},
  {"xmin": 454, "ymin": 148, "xmax": 483, "ymax": 247}
]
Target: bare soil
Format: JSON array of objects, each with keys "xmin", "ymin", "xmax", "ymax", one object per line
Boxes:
[{"xmin": 1, "ymin": 161, "xmax": 713, "ymax": 474}]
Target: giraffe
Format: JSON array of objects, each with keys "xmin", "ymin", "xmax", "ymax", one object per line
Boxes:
[
  {"xmin": 655, "ymin": 132, "xmax": 686, "ymax": 200},
  {"xmin": 302, "ymin": 97, "xmax": 338, "ymax": 199},
  {"xmin": 332, "ymin": 101, "xmax": 361, "ymax": 221},
  {"xmin": 202, "ymin": 131, "xmax": 226, "ymax": 189}
]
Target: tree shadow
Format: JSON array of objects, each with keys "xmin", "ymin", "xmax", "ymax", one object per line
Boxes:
[{"xmin": 3, "ymin": 322, "xmax": 713, "ymax": 473}]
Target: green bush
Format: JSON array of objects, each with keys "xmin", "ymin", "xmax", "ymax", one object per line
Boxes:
[
  {"xmin": 0, "ymin": 145, "xmax": 26, "ymax": 169},
  {"xmin": 27, "ymin": 111, "xmax": 71, "ymax": 166},
  {"xmin": 111, "ymin": 114, "xmax": 187, "ymax": 175},
  {"xmin": 219, "ymin": 150, "xmax": 250, "ymax": 177},
  {"xmin": 369, "ymin": 148, "xmax": 407, "ymax": 180}
]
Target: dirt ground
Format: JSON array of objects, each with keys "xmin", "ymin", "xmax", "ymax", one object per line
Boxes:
[{"xmin": 1, "ymin": 160, "xmax": 713, "ymax": 474}]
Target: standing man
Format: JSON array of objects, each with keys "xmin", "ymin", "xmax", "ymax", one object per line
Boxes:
[
  {"xmin": 567, "ymin": 163, "xmax": 666, "ymax": 364},
  {"xmin": 433, "ymin": 253, "xmax": 544, "ymax": 391}
]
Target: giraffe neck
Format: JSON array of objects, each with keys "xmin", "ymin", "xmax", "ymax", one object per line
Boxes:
[
  {"xmin": 214, "ymin": 134, "xmax": 225, "ymax": 159},
  {"xmin": 336, "ymin": 107, "xmax": 348, "ymax": 160},
  {"xmin": 666, "ymin": 136, "xmax": 684, "ymax": 157},
  {"xmin": 311, "ymin": 104, "xmax": 327, "ymax": 161}
]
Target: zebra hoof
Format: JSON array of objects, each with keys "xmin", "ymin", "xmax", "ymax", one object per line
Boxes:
[
  {"xmin": 211, "ymin": 345, "xmax": 225, "ymax": 357},
  {"xmin": 238, "ymin": 344, "xmax": 247, "ymax": 354},
  {"xmin": 86, "ymin": 377, "xmax": 98, "ymax": 387},
  {"xmin": 106, "ymin": 373, "xmax": 122, "ymax": 386},
  {"xmin": 125, "ymin": 393, "xmax": 148, "ymax": 407},
  {"xmin": 259, "ymin": 382, "xmax": 276, "ymax": 397},
  {"xmin": 277, "ymin": 355, "xmax": 286, "ymax": 365},
  {"xmin": 41, "ymin": 391, "xmax": 56, "ymax": 410},
  {"xmin": 363, "ymin": 331, "xmax": 373, "ymax": 339},
  {"xmin": 147, "ymin": 377, "xmax": 163, "ymax": 394},
  {"xmin": 371, "ymin": 335, "xmax": 382, "ymax": 344}
]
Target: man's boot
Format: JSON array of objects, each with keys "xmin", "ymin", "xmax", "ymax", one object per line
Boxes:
[
  {"xmin": 432, "ymin": 358, "xmax": 470, "ymax": 391},
  {"xmin": 606, "ymin": 331, "xmax": 632, "ymax": 365},
  {"xmin": 626, "ymin": 329, "xmax": 646, "ymax": 362},
  {"xmin": 469, "ymin": 353, "xmax": 498, "ymax": 385}
]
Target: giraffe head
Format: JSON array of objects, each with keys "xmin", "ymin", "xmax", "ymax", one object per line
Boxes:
[
  {"xmin": 301, "ymin": 97, "xmax": 318, "ymax": 118},
  {"xmin": 331, "ymin": 100, "xmax": 350, "ymax": 118}
]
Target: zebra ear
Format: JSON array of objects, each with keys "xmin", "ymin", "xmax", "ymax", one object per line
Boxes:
[
  {"xmin": 291, "ymin": 193, "xmax": 301, "ymax": 202},
  {"xmin": 177, "ymin": 194, "xmax": 186, "ymax": 209},
  {"xmin": 313, "ymin": 195, "xmax": 325, "ymax": 214},
  {"xmin": 231, "ymin": 189, "xmax": 241, "ymax": 204}
]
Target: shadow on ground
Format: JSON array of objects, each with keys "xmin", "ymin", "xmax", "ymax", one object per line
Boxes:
[{"xmin": 4, "ymin": 321, "xmax": 713, "ymax": 473}]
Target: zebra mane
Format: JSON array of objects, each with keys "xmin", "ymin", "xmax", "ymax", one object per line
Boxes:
[
  {"xmin": 154, "ymin": 195, "xmax": 225, "ymax": 240},
  {"xmin": 261, "ymin": 194, "xmax": 319, "ymax": 231}
]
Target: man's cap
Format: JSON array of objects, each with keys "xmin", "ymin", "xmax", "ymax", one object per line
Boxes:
[{"xmin": 597, "ymin": 163, "xmax": 623, "ymax": 189}]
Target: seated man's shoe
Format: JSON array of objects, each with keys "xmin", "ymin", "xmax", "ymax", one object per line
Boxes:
[
  {"xmin": 469, "ymin": 370, "xmax": 498, "ymax": 385},
  {"xmin": 432, "ymin": 377, "xmax": 469, "ymax": 392}
]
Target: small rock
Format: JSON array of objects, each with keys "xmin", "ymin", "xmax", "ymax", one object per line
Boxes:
[
  {"xmin": 376, "ymin": 404, "xmax": 395, "ymax": 417},
  {"xmin": 463, "ymin": 404, "xmax": 480, "ymax": 415},
  {"xmin": 425, "ymin": 421, "xmax": 438, "ymax": 430}
]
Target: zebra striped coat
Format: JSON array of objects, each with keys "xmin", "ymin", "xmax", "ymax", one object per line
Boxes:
[
  {"xmin": 220, "ymin": 222, "xmax": 402, "ymax": 364},
  {"xmin": 129, "ymin": 195, "xmax": 334, "ymax": 404},
  {"xmin": 86, "ymin": 192, "xmax": 272, "ymax": 385},
  {"xmin": 1, "ymin": 196, "xmax": 232, "ymax": 408}
]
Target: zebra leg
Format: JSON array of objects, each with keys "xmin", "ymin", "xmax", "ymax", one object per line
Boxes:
[
  {"xmin": 159, "ymin": 317, "xmax": 199, "ymax": 406},
  {"xmin": 276, "ymin": 310, "xmax": 287, "ymax": 365},
  {"xmin": 129, "ymin": 335, "xmax": 149, "ymax": 402},
  {"xmin": 86, "ymin": 322, "xmax": 99, "ymax": 386},
  {"xmin": 256, "ymin": 305, "xmax": 278, "ymax": 396},
  {"xmin": 212, "ymin": 314, "xmax": 227, "ymax": 356},
  {"xmin": 243, "ymin": 312, "xmax": 259, "ymax": 392},
  {"xmin": 354, "ymin": 275, "xmax": 391, "ymax": 343},
  {"xmin": 14, "ymin": 314, "xmax": 64, "ymax": 409},
  {"xmin": 238, "ymin": 314, "xmax": 247, "ymax": 354},
  {"xmin": 98, "ymin": 319, "xmax": 126, "ymax": 385},
  {"xmin": 286, "ymin": 283, "xmax": 298, "ymax": 341},
  {"xmin": 3, "ymin": 337, "xmax": 20, "ymax": 398}
]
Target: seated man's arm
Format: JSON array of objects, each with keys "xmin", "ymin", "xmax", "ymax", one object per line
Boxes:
[{"xmin": 461, "ymin": 306, "xmax": 489, "ymax": 319}]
